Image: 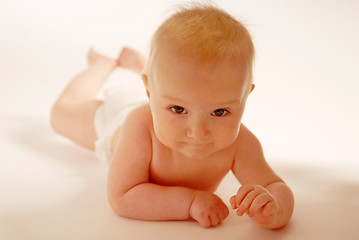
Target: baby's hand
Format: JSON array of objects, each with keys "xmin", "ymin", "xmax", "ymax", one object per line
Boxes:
[
  {"xmin": 230, "ymin": 185, "xmax": 279, "ymax": 224},
  {"xmin": 190, "ymin": 191, "xmax": 229, "ymax": 228}
]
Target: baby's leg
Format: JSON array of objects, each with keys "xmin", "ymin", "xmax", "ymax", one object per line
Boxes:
[
  {"xmin": 50, "ymin": 48, "xmax": 117, "ymax": 150},
  {"xmin": 50, "ymin": 47, "xmax": 146, "ymax": 150}
]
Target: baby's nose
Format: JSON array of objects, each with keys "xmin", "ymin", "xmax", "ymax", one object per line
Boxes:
[{"xmin": 186, "ymin": 118, "xmax": 210, "ymax": 141}]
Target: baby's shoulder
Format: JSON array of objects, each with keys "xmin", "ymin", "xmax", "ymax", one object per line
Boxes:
[
  {"xmin": 123, "ymin": 104, "xmax": 153, "ymax": 131},
  {"xmin": 111, "ymin": 104, "xmax": 153, "ymax": 149},
  {"xmin": 110, "ymin": 104, "xmax": 153, "ymax": 169},
  {"xmin": 234, "ymin": 123, "xmax": 263, "ymax": 157}
]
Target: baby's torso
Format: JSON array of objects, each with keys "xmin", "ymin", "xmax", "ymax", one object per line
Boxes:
[{"xmin": 111, "ymin": 105, "xmax": 236, "ymax": 192}]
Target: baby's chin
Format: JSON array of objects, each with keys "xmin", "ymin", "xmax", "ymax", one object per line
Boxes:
[
  {"xmin": 178, "ymin": 151, "xmax": 210, "ymax": 160},
  {"xmin": 178, "ymin": 144, "xmax": 217, "ymax": 160}
]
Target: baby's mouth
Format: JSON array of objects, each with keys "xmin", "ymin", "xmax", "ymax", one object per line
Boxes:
[{"xmin": 185, "ymin": 141, "xmax": 211, "ymax": 148}]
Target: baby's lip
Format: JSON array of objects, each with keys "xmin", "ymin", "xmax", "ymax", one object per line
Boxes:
[{"xmin": 185, "ymin": 140, "xmax": 211, "ymax": 146}]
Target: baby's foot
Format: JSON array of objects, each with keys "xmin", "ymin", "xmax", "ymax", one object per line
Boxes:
[
  {"xmin": 117, "ymin": 47, "xmax": 146, "ymax": 73},
  {"xmin": 87, "ymin": 48, "xmax": 117, "ymax": 69}
]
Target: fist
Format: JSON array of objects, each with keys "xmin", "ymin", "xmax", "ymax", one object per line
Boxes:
[
  {"xmin": 190, "ymin": 191, "xmax": 229, "ymax": 228},
  {"xmin": 230, "ymin": 185, "xmax": 279, "ymax": 221}
]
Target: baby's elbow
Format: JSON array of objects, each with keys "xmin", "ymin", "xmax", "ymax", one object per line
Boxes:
[
  {"xmin": 257, "ymin": 220, "xmax": 289, "ymax": 230},
  {"xmin": 109, "ymin": 200, "xmax": 124, "ymax": 217},
  {"xmin": 108, "ymin": 193, "xmax": 129, "ymax": 218}
]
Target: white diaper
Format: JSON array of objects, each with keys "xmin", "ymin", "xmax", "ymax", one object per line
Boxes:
[{"xmin": 94, "ymin": 79, "xmax": 148, "ymax": 162}]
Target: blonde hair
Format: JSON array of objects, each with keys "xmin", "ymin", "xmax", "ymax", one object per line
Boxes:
[{"xmin": 145, "ymin": 2, "xmax": 255, "ymax": 81}]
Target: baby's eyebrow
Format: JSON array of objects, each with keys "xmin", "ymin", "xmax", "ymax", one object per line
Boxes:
[
  {"xmin": 217, "ymin": 99, "xmax": 242, "ymax": 105},
  {"xmin": 162, "ymin": 95, "xmax": 241, "ymax": 106},
  {"xmin": 162, "ymin": 95, "xmax": 181, "ymax": 100},
  {"xmin": 161, "ymin": 95, "xmax": 187, "ymax": 104}
]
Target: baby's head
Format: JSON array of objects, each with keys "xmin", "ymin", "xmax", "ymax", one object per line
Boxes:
[{"xmin": 142, "ymin": 3, "xmax": 255, "ymax": 159}]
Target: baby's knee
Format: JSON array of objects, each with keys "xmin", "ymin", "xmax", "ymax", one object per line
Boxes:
[{"xmin": 50, "ymin": 100, "xmax": 69, "ymax": 135}]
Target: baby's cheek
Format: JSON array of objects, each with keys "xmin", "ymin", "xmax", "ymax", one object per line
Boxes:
[
  {"xmin": 217, "ymin": 125, "xmax": 239, "ymax": 143},
  {"xmin": 153, "ymin": 119, "xmax": 182, "ymax": 146}
]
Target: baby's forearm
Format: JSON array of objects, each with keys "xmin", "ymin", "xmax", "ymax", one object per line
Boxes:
[
  {"xmin": 259, "ymin": 181, "xmax": 294, "ymax": 229},
  {"xmin": 109, "ymin": 183, "xmax": 196, "ymax": 221}
]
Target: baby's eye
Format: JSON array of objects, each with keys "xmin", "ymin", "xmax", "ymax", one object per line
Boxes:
[
  {"xmin": 170, "ymin": 105, "xmax": 188, "ymax": 114},
  {"xmin": 211, "ymin": 109, "xmax": 228, "ymax": 117}
]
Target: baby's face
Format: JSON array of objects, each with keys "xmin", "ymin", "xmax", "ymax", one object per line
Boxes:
[{"xmin": 146, "ymin": 49, "xmax": 252, "ymax": 160}]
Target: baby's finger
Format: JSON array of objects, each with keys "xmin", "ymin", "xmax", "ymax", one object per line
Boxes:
[
  {"xmin": 235, "ymin": 186, "xmax": 254, "ymax": 208},
  {"xmin": 209, "ymin": 213, "xmax": 220, "ymax": 227},
  {"xmin": 230, "ymin": 195, "xmax": 237, "ymax": 209},
  {"xmin": 236, "ymin": 188, "xmax": 263, "ymax": 216},
  {"xmin": 217, "ymin": 209, "xmax": 224, "ymax": 223},
  {"xmin": 198, "ymin": 215, "xmax": 211, "ymax": 228},
  {"xmin": 248, "ymin": 193, "xmax": 270, "ymax": 217},
  {"xmin": 218, "ymin": 204, "xmax": 229, "ymax": 222},
  {"xmin": 223, "ymin": 204, "xmax": 229, "ymax": 218}
]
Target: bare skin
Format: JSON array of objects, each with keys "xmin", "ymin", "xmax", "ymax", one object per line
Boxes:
[
  {"xmin": 50, "ymin": 47, "xmax": 143, "ymax": 149},
  {"xmin": 117, "ymin": 47, "xmax": 146, "ymax": 73},
  {"xmin": 51, "ymin": 47, "xmax": 294, "ymax": 229}
]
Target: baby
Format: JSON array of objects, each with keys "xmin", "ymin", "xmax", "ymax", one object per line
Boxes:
[{"xmin": 50, "ymin": 4, "xmax": 294, "ymax": 229}]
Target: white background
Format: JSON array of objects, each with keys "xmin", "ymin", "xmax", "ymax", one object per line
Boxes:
[{"xmin": 1, "ymin": 0, "xmax": 358, "ymax": 239}]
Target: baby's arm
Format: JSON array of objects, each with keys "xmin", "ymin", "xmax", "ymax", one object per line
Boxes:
[
  {"xmin": 230, "ymin": 124, "xmax": 294, "ymax": 229},
  {"xmin": 107, "ymin": 106, "xmax": 228, "ymax": 227},
  {"xmin": 107, "ymin": 107, "xmax": 192, "ymax": 220}
]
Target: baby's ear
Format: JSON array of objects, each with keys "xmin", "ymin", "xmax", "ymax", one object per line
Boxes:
[
  {"xmin": 141, "ymin": 73, "xmax": 150, "ymax": 98},
  {"xmin": 145, "ymin": 89, "xmax": 150, "ymax": 99},
  {"xmin": 250, "ymin": 83, "xmax": 255, "ymax": 93},
  {"xmin": 141, "ymin": 73, "xmax": 148, "ymax": 86}
]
